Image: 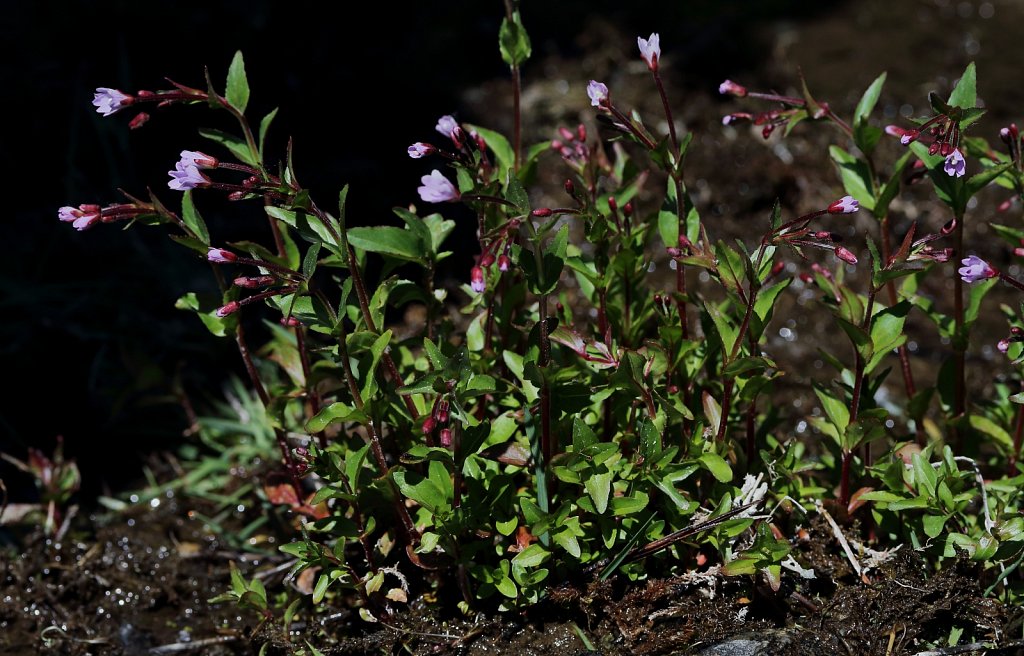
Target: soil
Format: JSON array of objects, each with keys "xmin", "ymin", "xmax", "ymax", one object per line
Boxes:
[{"xmin": 3, "ymin": 498, "xmax": 1021, "ymax": 655}]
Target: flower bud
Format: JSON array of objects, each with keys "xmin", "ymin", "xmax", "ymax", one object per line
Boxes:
[
  {"xmin": 234, "ymin": 275, "xmax": 276, "ymax": 289},
  {"xmin": 498, "ymin": 254, "xmax": 512, "ymax": 272},
  {"xmin": 422, "ymin": 416, "xmax": 436, "ymax": 435},
  {"xmin": 479, "ymin": 252, "xmax": 496, "ymax": 267},
  {"xmin": 577, "ymin": 123, "xmax": 587, "ymax": 142},
  {"xmin": 558, "ymin": 126, "xmax": 574, "ymax": 142},
  {"xmin": 216, "ymin": 301, "xmax": 241, "ymax": 318},
  {"xmin": 440, "ymin": 428, "xmax": 453, "ymax": 448},
  {"xmin": 718, "ymin": 79, "xmax": 747, "ymax": 97},
  {"xmin": 1012, "ymin": 326, "xmax": 1024, "ymax": 336},
  {"xmin": 129, "ymin": 112, "xmax": 150, "ymax": 130},
  {"xmin": 280, "ymin": 316, "xmax": 301, "ymax": 327},
  {"xmin": 531, "ymin": 208, "xmax": 553, "ymax": 217},
  {"xmin": 998, "ymin": 338, "xmax": 1011, "ymax": 354},
  {"xmin": 470, "ymin": 266, "xmax": 486, "ymax": 293},
  {"xmin": 834, "ymin": 246, "xmax": 858, "ymax": 265},
  {"xmin": 622, "ymin": 202, "xmax": 633, "ymax": 217},
  {"xmin": 564, "ymin": 179, "xmax": 575, "ymax": 196},
  {"xmin": 939, "ymin": 142, "xmax": 954, "ymax": 157},
  {"xmin": 607, "ymin": 196, "xmax": 617, "ymax": 212},
  {"xmin": 999, "ymin": 198, "xmax": 1015, "ymax": 213}
]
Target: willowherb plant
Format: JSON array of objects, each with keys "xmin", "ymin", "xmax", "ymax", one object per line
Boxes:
[{"xmin": 61, "ymin": 5, "xmax": 1024, "ymax": 619}]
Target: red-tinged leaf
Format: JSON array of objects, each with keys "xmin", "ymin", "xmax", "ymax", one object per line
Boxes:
[
  {"xmin": 847, "ymin": 486, "xmax": 875, "ymax": 514},
  {"xmin": 264, "ymin": 480, "xmax": 300, "ymax": 507}
]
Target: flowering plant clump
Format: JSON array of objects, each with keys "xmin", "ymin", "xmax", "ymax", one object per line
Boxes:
[{"xmin": 60, "ymin": 6, "xmax": 1024, "ymax": 649}]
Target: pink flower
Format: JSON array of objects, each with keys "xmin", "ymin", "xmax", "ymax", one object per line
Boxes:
[
  {"xmin": 92, "ymin": 88, "xmax": 133, "ymax": 116},
  {"xmin": 207, "ymin": 248, "xmax": 237, "ymax": 263},
  {"xmin": 168, "ymin": 161, "xmax": 211, "ymax": 191},
  {"xmin": 718, "ymin": 80, "xmax": 747, "ymax": 97},
  {"xmin": 587, "ymin": 80, "xmax": 609, "ymax": 107},
  {"xmin": 59, "ymin": 204, "xmax": 100, "ymax": 230},
  {"xmin": 885, "ymin": 125, "xmax": 918, "ymax": 145},
  {"xmin": 944, "ymin": 148, "xmax": 966, "ymax": 178},
  {"xmin": 637, "ymin": 33, "xmax": 660, "ymax": 72},
  {"xmin": 216, "ymin": 301, "xmax": 241, "ymax": 318},
  {"xmin": 408, "ymin": 142, "xmax": 434, "ymax": 159},
  {"xmin": 417, "ymin": 170, "xmax": 460, "ymax": 203},
  {"xmin": 178, "ymin": 150, "xmax": 218, "ymax": 169},
  {"xmin": 498, "ymin": 254, "xmax": 511, "ymax": 272},
  {"xmin": 827, "ymin": 196, "xmax": 859, "ymax": 214},
  {"xmin": 958, "ymin": 255, "xmax": 996, "ymax": 283},
  {"xmin": 439, "ymin": 428, "xmax": 452, "ymax": 448},
  {"xmin": 470, "ymin": 266, "xmax": 486, "ymax": 293},
  {"xmin": 998, "ymin": 338, "xmax": 1011, "ymax": 354}
]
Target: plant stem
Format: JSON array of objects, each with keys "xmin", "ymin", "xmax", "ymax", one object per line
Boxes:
[
  {"xmin": 879, "ymin": 214, "xmax": 917, "ymax": 403},
  {"xmin": 953, "ymin": 212, "xmax": 966, "ymax": 431},
  {"xmin": 235, "ymin": 321, "xmax": 302, "ymax": 493},
  {"xmin": 1011, "ymin": 382, "xmax": 1024, "ymax": 476},
  {"xmin": 672, "ymin": 175, "xmax": 689, "ymax": 340},
  {"xmin": 652, "ymin": 70, "xmax": 678, "ymax": 153},
  {"xmin": 295, "ymin": 325, "xmax": 326, "ymax": 449},
  {"xmin": 336, "ymin": 321, "xmax": 419, "ymax": 544}
]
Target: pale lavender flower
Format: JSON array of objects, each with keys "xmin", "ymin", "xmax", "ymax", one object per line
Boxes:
[
  {"xmin": 998, "ymin": 338, "xmax": 1011, "ymax": 354},
  {"xmin": 178, "ymin": 150, "xmax": 218, "ymax": 169},
  {"xmin": 58, "ymin": 206, "xmax": 81, "ymax": 222},
  {"xmin": 958, "ymin": 255, "xmax": 996, "ymax": 283},
  {"xmin": 436, "ymin": 115, "xmax": 459, "ymax": 140},
  {"xmin": 944, "ymin": 148, "xmax": 966, "ymax": 178},
  {"xmin": 207, "ymin": 248, "xmax": 237, "ymax": 263},
  {"xmin": 73, "ymin": 214, "xmax": 99, "ymax": 231},
  {"xmin": 92, "ymin": 88, "xmax": 133, "ymax": 116},
  {"xmin": 828, "ymin": 196, "xmax": 859, "ymax": 214},
  {"xmin": 408, "ymin": 142, "xmax": 434, "ymax": 159},
  {"xmin": 637, "ymin": 33, "xmax": 660, "ymax": 71},
  {"xmin": 168, "ymin": 162, "xmax": 211, "ymax": 191},
  {"xmin": 587, "ymin": 80, "xmax": 609, "ymax": 107},
  {"xmin": 718, "ymin": 80, "xmax": 747, "ymax": 97},
  {"xmin": 417, "ymin": 170, "xmax": 460, "ymax": 203}
]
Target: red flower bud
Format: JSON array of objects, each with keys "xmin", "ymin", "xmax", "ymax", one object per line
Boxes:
[
  {"xmin": 128, "ymin": 112, "xmax": 150, "ymax": 130},
  {"xmin": 834, "ymin": 246, "xmax": 858, "ymax": 265},
  {"xmin": 216, "ymin": 301, "xmax": 241, "ymax": 317},
  {"xmin": 531, "ymin": 208, "xmax": 553, "ymax": 217},
  {"xmin": 422, "ymin": 417, "xmax": 436, "ymax": 435},
  {"xmin": 564, "ymin": 179, "xmax": 575, "ymax": 196},
  {"xmin": 498, "ymin": 254, "xmax": 512, "ymax": 272},
  {"xmin": 440, "ymin": 428, "xmax": 453, "ymax": 448},
  {"xmin": 577, "ymin": 123, "xmax": 587, "ymax": 142},
  {"xmin": 479, "ymin": 252, "xmax": 496, "ymax": 267}
]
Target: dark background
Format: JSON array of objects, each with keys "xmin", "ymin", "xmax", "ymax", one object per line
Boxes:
[{"xmin": 6, "ymin": 0, "xmax": 1012, "ymax": 499}]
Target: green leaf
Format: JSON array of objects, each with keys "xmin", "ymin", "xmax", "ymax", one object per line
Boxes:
[
  {"xmin": 947, "ymin": 62, "xmax": 977, "ymax": 109},
  {"xmin": 912, "ymin": 453, "xmax": 937, "ymax": 497},
  {"xmin": 512, "ymin": 544, "xmax": 548, "ymax": 568},
  {"xmin": 966, "ymin": 161, "xmax": 1012, "ymax": 198},
  {"xmin": 199, "ymin": 128, "xmax": 258, "ymax": 166},
  {"xmin": 853, "ymin": 72, "xmax": 886, "ymax": 154},
  {"xmin": 226, "ymin": 51, "xmax": 250, "ymax": 113},
  {"xmin": 585, "ymin": 470, "xmax": 613, "ymax": 514},
  {"xmin": 875, "ymin": 149, "xmax": 915, "ymax": 218},
  {"xmin": 346, "ymin": 226, "xmax": 423, "ymax": 263},
  {"xmin": 829, "ymin": 145, "xmax": 875, "ymax": 212},
  {"xmin": 704, "ymin": 301, "xmax": 739, "ymax": 355},
  {"xmin": 699, "ymin": 452, "xmax": 732, "ymax": 483},
  {"xmin": 422, "ymin": 337, "xmax": 449, "ymax": 370},
  {"xmin": 180, "ymin": 191, "xmax": 210, "ymax": 244},
  {"xmin": 922, "ymin": 514, "xmax": 948, "ymax": 539},
  {"xmin": 392, "ymin": 468, "xmax": 448, "ymax": 513},
  {"xmin": 609, "ymin": 492, "xmax": 650, "ymax": 515},
  {"xmin": 572, "ymin": 417, "xmax": 597, "ymax": 452},
  {"xmin": 498, "ymin": 10, "xmax": 532, "ymax": 67},
  {"xmin": 813, "ymin": 382, "xmax": 850, "ymax": 435},
  {"xmin": 866, "ymin": 301, "xmax": 911, "ymax": 374},
  {"xmin": 306, "ymin": 402, "xmax": 367, "ymax": 433},
  {"xmin": 505, "ymin": 168, "xmax": 530, "ymax": 211},
  {"xmin": 702, "ymin": 391, "xmax": 723, "ymax": 435},
  {"xmin": 360, "ymin": 330, "xmax": 393, "ymax": 401},
  {"xmin": 969, "ymin": 415, "xmax": 1013, "ymax": 451},
  {"xmin": 465, "ymin": 124, "xmax": 514, "ymax": 177},
  {"xmin": 258, "ymin": 107, "xmax": 278, "ymax": 161}
]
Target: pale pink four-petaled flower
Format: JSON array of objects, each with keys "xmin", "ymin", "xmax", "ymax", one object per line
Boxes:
[
  {"xmin": 637, "ymin": 33, "xmax": 660, "ymax": 72},
  {"xmin": 828, "ymin": 196, "xmax": 859, "ymax": 214},
  {"xmin": 587, "ymin": 80, "xmax": 609, "ymax": 108},
  {"xmin": 944, "ymin": 148, "xmax": 966, "ymax": 178},
  {"xmin": 178, "ymin": 150, "xmax": 219, "ymax": 169},
  {"xmin": 408, "ymin": 142, "xmax": 434, "ymax": 159},
  {"xmin": 958, "ymin": 255, "xmax": 996, "ymax": 283},
  {"xmin": 417, "ymin": 170, "xmax": 460, "ymax": 203},
  {"xmin": 92, "ymin": 88, "xmax": 133, "ymax": 116},
  {"xmin": 58, "ymin": 204, "xmax": 101, "ymax": 231},
  {"xmin": 718, "ymin": 80, "xmax": 746, "ymax": 97}
]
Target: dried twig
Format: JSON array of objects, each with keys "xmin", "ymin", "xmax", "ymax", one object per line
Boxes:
[{"xmin": 815, "ymin": 500, "xmax": 862, "ymax": 577}]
